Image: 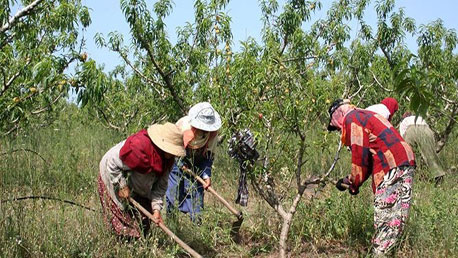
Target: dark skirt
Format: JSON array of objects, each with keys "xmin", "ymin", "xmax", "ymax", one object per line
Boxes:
[{"xmin": 97, "ymin": 175, "xmax": 152, "ymax": 238}]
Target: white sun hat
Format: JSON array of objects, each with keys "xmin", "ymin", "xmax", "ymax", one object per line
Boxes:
[{"xmin": 188, "ymin": 102, "xmax": 222, "ymax": 132}]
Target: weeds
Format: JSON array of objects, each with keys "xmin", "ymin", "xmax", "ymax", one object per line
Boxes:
[{"xmin": 1, "ymin": 109, "xmax": 457, "ymax": 257}]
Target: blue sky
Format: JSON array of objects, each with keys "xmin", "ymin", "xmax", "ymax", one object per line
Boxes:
[{"xmin": 81, "ymin": 0, "xmax": 458, "ymax": 72}]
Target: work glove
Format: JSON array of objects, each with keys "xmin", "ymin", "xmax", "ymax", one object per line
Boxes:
[
  {"xmin": 348, "ymin": 187, "xmax": 359, "ymax": 195},
  {"xmin": 336, "ymin": 177, "xmax": 351, "ymax": 191}
]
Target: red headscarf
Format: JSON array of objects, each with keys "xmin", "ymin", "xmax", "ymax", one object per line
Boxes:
[
  {"xmin": 119, "ymin": 129, "xmax": 174, "ymax": 175},
  {"xmin": 381, "ymin": 97, "xmax": 399, "ymax": 121}
]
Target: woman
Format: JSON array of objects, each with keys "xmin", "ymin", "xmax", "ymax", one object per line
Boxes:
[
  {"xmin": 98, "ymin": 123, "xmax": 185, "ymax": 238},
  {"xmin": 366, "ymin": 97, "xmax": 399, "ymax": 122},
  {"xmin": 399, "ymin": 112, "xmax": 446, "ymax": 184},
  {"xmin": 166, "ymin": 102, "xmax": 221, "ymax": 223},
  {"xmin": 328, "ymin": 99, "xmax": 415, "ymax": 255}
]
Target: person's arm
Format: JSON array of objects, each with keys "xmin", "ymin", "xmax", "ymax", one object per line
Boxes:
[
  {"xmin": 200, "ymin": 154, "xmax": 214, "ymax": 179},
  {"xmin": 105, "ymin": 144, "xmax": 131, "ymax": 195},
  {"xmin": 199, "ymin": 152, "xmax": 213, "ymax": 189},
  {"xmin": 150, "ymin": 170, "xmax": 171, "ymax": 211},
  {"xmin": 344, "ymin": 123, "xmax": 371, "ymax": 192}
]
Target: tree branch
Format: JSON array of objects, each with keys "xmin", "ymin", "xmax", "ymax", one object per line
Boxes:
[
  {"xmin": 136, "ymin": 36, "xmax": 186, "ymax": 114},
  {"xmin": 0, "ymin": 70, "xmax": 21, "ymax": 97},
  {"xmin": 0, "ymin": 0, "xmax": 45, "ymax": 34},
  {"xmin": 279, "ymin": 34, "xmax": 288, "ymax": 56},
  {"xmin": 115, "ymin": 47, "xmax": 164, "ymax": 96},
  {"xmin": 295, "ymin": 139, "xmax": 306, "ymax": 189},
  {"xmin": 436, "ymin": 104, "xmax": 458, "ymax": 153},
  {"xmin": 30, "ymin": 93, "xmax": 64, "ymax": 114},
  {"xmin": 0, "ymin": 32, "xmax": 15, "ymax": 50},
  {"xmin": 96, "ymin": 108, "xmax": 122, "ymax": 131},
  {"xmin": 378, "ymin": 44, "xmax": 395, "ymax": 69},
  {"xmin": 123, "ymin": 107, "xmax": 139, "ymax": 129},
  {"xmin": 349, "ymin": 74, "xmax": 366, "ymax": 99},
  {"xmin": 370, "ymin": 70, "xmax": 393, "ymax": 92}
]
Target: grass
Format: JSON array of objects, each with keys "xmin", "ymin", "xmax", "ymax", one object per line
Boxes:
[{"xmin": 1, "ymin": 108, "xmax": 457, "ymax": 257}]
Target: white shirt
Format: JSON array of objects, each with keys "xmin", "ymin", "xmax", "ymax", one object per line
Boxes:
[
  {"xmin": 399, "ymin": 116, "xmax": 428, "ymax": 138},
  {"xmin": 99, "ymin": 140, "xmax": 170, "ymax": 210},
  {"xmin": 366, "ymin": 104, "xmax": 390, "ymax": 120}
]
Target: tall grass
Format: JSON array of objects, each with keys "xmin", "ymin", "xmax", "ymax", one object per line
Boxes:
[{"xmin": 1, "ymin": 107, "xmax": 457, "ymax": 257}]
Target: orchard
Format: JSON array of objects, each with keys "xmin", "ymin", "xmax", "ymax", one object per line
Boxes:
[{"xmin": 1, "ymin": 0, "xmax": 457, "ymax": 257}]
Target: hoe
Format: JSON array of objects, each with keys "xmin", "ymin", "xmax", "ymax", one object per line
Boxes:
[
  {"xmin": 129, "ymin": 197, "xmax": 202, "ymax": 258},
  {"xmin": 181, "ymin": 166, "xmax": 244, "ymax": 240}
]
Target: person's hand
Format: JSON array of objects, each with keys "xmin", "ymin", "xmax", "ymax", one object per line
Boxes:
[
  {"xmin": 152, "ymin": 210, "xmax": 163, "ymax": 225},
  {"xmin": 349, "ymin": 186, "xmax": 359, "ymax": 195},
  {"xmin": 180, "ymin": 157, "xmax": 192, "ymax": 169},
  {"xmin": 204, "ymin": 178, "xmax": 211, "ymax": 190},
  {"xmin": 118, "ymin": 186, "xmax": 130, "ymax": 199},
  {"xmin": 335, "ymin": 177, "xmax": 351, "ymax": 191}
]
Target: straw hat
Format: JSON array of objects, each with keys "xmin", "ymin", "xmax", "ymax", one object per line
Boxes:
[
  {"xmin": 147, "ymin": 123, "xmax": 185, "ymax": 157},
  {"xmin": 188, "ymin": 102, "xmax": 222, "ymax": 132}
]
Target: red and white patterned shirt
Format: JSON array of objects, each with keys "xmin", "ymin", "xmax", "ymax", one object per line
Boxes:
[{"xmin": 341, "ymin": 109, "xmax": 415, "ymax": 192}]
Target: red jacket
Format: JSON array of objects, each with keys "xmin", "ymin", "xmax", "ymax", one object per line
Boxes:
[
  {"xmin": 119, "ymin": 129, "xmax": 173, "ymax": 175},
  {"xmin": 341, "ymin": 109, "xmax": 415, "ymax": 192}
]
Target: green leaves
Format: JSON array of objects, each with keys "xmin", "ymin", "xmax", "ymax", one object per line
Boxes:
[
  {"xmin": 394, "ymin": 64, "xmax": 432, "ymax": 117},
  {"xmin": 0, "ymin": 0, "xmax": 91, "ymax": 134}
]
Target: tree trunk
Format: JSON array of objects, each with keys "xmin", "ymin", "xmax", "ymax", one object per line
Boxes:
[
  {"xmin": 279, "ymin": 213, "xmax": 292, "ymax": 258},
  {"xmin": 436, "ymin": 104, "xmax": 457, "ymax": 153},
  {"xmin": 278, "ymin": 188, "xmax": 306, "ymax": 258}
]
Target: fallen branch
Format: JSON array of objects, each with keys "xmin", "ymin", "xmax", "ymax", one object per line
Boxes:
[
  {"xmin": 0, "ymin": 147, "xmax": 48, "ymax": 165},
  {"xmin": 1, "ymin": 195, "xmax": 97, "ymax": 212}
]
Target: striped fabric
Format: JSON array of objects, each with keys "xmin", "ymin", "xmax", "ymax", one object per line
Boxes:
[{"xmin": 341, "ymin": 109, "xmax": 415, "ymax": 192}]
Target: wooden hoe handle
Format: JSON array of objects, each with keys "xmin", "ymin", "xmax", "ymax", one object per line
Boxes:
[
  {"xmin": 181, "ymin": 166, "xmax": 243, "ymax": 220},
  {"xmin": 128, "ymin": 197, "xmax": 202, "ymax": 258}
]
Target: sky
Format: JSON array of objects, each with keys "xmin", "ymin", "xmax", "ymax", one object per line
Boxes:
[{"xmin": 81, "ymin": 0, "xmax": 458, "ymax": 72}]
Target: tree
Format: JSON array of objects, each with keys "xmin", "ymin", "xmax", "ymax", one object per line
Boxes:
[
  {"xmin": 76, "ymin": 0, "xmax": 235, "ymax": 134},
  {"xmin": 73, "ymin": 0, "xmax": 457, "ymax": 256},
  {"xmin": 0, "ymin": 0, "xmax": 91, "ymax": 135}
]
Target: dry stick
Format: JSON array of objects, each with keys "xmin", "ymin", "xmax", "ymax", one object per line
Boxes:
[
  {"xmin": 1, "ymin": 196, "xmax": 97, "ymax": 212},
  {"xmin": 181, "ymin": 166, "xmax": 242, "ymax": 219},
  {"xmin": 0, "ymin": 148, "xmax": 48, "ymax": 165},
  {"xmin": 128, "ymin": 197, "xmax": 202, "ymax": 258}
]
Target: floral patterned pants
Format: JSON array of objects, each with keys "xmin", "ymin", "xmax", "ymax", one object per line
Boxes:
[
  {"xmin": 373, "ymin": 166, "xmax": 415, "ymax": 255},
  {"xmin": 97, "ymin": 175, "xmax": 152, "ymax": 238}
]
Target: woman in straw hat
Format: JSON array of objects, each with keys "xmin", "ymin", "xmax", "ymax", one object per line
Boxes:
[
  {"xmin": 166, "ymin": 102, "xmax": 222, "ymax": 223},
  {"xmin": 98, "ymin": 123, "xmax": 185, "ymax": 238}
]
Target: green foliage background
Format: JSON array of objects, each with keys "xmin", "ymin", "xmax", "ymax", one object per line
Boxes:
[{"xmin": 1, "ymin": 0, "xmax": 457, "ymax": 256}]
